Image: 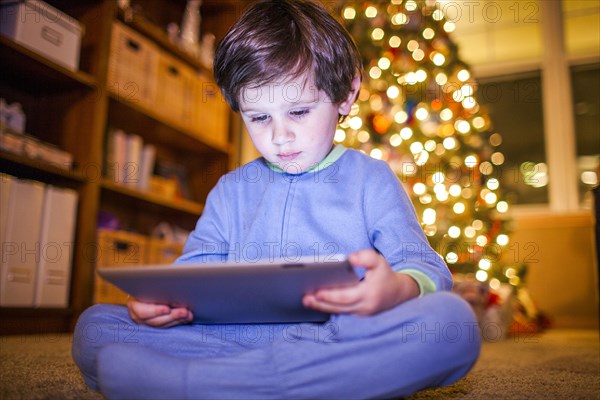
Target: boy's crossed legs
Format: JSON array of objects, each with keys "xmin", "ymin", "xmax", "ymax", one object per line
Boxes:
[{"xmin": 73, "ymin": 291, "xmax": 480, "ymax": 399}]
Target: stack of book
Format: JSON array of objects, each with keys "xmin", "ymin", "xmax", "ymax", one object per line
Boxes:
[
  {"xmin": 0, "ymin": 174, "xmax": 78, "ymax": 307},
  {"xmin": 105, "ymin": 128, "xmax": 156, "ymax": 191}
]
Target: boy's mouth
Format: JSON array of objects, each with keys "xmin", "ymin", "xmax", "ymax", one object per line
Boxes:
[{"xmin": 278, "ymin": 152, "xmax": 301, "ymax": 161}]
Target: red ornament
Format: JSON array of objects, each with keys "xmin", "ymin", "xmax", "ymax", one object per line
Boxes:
[
  {"xmin": 431, "ymin": 99, "xmax": 443, "ymax": 111},
  {"xmin": 373, "ymin": 113, "xmax": 392, "ymax": 134}
]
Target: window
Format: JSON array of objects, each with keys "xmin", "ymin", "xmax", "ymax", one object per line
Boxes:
[
  {"xmin": 478, "ymin": 71, "xmax": 548, "ymax": 205},
  {"xmin": 571, "ymin": 63, "xmax": 600, "ymax": 208},
  {"xmin": 446, "ymin": 0, "xmax": 599, "ymax": 211}
]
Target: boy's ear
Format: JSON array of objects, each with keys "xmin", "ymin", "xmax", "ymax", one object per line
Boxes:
[{"xmin": 337, "ymin": 74, "xmax": 361, "ymax": 115}]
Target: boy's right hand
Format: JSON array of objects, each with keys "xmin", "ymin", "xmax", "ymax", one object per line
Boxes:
[{"xmin": 127, "ymin": 299, "xmax": 193, "ymax": 328}]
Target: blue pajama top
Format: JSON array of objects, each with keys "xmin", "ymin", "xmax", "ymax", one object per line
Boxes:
[{"xmin": 176, "ymin": 145, "xmax": 452, "ymax": 294}]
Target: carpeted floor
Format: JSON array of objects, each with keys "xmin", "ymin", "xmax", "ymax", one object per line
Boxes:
[{"xmin": 0, "ymin": 329, "xmax": 598, "ymax": 399}]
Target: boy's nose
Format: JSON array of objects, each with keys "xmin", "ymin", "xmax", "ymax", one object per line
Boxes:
[{"xmin": 271, "ymin": 123, "xmax": 295, "ymax": 145}]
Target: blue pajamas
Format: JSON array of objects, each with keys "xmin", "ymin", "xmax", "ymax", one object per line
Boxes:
[
  {"xmin": 178, "ymin": 148, "xmax": 453, "ymax": 293},
  {"xmin": 72, "ymin": 291, "xmax": 480, "ymax": 399},
  {"xmin": 73, "ymin": 148, "xmax": 481, "ymax": 397}
]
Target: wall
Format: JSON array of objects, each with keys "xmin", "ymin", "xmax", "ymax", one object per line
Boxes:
[{"xmin": 505, "ymin": 211, "xmax": 599, "ymax": 328}]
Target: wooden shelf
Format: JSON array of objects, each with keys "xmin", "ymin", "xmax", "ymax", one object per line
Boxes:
[
  {"xmin": 1, "ymin": 0, "xmax": 235, "ymax": 334},
  {"xmin": 0, "ymin": 150, "xmax": 87, "ymax": 186},
  {"xmin": 101, "ymin": 178, "xmax": 204, "ymax": 216},
  {"xmin": 0, "ymin": 36, "xmax": 97, "ymax": 92},
  {"xmin": 107, "ymin": 92, "xmax": 230, "ymax": 155}
]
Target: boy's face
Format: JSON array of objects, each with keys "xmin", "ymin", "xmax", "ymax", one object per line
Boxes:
[{"xmin": 239, "ymin": 73, "xmax": 352, "ymax": 174}]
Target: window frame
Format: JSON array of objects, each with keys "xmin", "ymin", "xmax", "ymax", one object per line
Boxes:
[{"xmin": 465, "ymin": 1, "xmax": 599, "ymax": 215}]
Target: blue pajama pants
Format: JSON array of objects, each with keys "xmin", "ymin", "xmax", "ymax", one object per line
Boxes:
[{"xmin": 72, "ymin": 291, "xmax": 480, "ymax": 399}]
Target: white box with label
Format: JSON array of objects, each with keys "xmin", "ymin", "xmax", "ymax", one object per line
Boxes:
[{"xmin": 0, "ymin": 0, "xmax": 82, "ymax": 70}]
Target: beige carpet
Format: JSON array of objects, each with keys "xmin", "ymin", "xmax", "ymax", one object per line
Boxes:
[{"xmin": 0, "ymin": 329, "xmax": 598, "ymax": 399}]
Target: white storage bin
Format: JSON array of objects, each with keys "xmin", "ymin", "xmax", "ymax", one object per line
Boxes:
[{"xmin": 0, "ymin": 0, "xmax": 82, "ymax": 70}]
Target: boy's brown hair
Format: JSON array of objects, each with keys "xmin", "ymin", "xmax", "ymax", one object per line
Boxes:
[{"xmin": 213, "ymin": 0, "xmax": 362, "ymax": 114}]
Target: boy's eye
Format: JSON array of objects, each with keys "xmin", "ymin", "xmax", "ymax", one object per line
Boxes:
[
  {"xmin": 290, "ymin": 109, "xmax": 309, "ymax": 118},
  {"xmin": 251, "ymin": 115, "xmax": 269, "ymax": 123}
]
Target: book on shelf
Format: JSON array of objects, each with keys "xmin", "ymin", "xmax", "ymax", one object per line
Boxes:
[
  {"xmin": 138, "ymin": 143, "xmax": 156, "ymax": 191},
  {"xmin": 0, "ymin": 175, "xmax": 78, "ymax": 307},
  {"xmin": 1, "ymin": 177, "xmax": 45, "ymax": 306},
  {"xmin": 34, "ymin": 185, "xmax": 78, "ymax": 307},
  {"xmin": 105, "ymin": 128, "xmax": 155, "ymax": 190},
  {"xmin": 124, "ymin": 132, "xmax": 143, "ymax": 187},
  {"xmin": 105, "ymin": 128, "xmax": 127, "ymax": 184}
]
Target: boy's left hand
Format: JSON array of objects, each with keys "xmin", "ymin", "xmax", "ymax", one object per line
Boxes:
[{"xmin": 302, "ymin": 249, "xmax": 419, "ymax": 316}]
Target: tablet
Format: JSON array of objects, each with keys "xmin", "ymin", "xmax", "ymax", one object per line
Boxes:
[{"xmin": 97, "ymin": 257, "xmax": 359, "ymax": 324}]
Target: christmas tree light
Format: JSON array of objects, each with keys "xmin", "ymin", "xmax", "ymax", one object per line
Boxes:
[{"xmin": 336, "ymin": 0, "xmax": 522, "ymax": 288}]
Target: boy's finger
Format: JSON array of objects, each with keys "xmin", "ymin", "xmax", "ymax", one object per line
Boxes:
[
  {"xmin": 304, "ymin": 296, "xmax": 361, "ymax": 314},
  {"xmin": 348, "ymin": 249, "xmax": 382, "ymax": 270},
  {"xmin": 130, "ymin": 301, "xmax": 170, "ymax": 320},
  {"xmin": 144, "ymin": 308, "xmax": 191, "ymax": 328},
  {"xmin": 143, "ymin": 314, "xmax": 179, "ymax": 328},
  {"xmin": 315, "ymin": 285, "xmax": 363, "ymax": 305}
]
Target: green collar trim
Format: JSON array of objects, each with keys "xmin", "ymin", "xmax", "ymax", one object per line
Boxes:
[{"xmin": 265, "ymin": 144, "xmax": 347, "ymax": 175}]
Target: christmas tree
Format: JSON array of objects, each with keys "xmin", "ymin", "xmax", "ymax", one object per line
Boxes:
[{"xmin": 335, "ymin": 0, "xmax": 519, "ymax": 291}]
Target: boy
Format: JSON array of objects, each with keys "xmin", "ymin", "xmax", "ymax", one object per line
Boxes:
[{"xmin": 72, "ymin": 0, "xmax": 480, "ymax": 398}]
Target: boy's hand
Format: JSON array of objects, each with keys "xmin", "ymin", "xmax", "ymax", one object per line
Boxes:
[
  {"xmin": 302, "ymin": 250, "xmax": 420, "ymax": 316},
  {"xmin": 127, "ymin": 299, "xmax": 193, "ymax": 328}
]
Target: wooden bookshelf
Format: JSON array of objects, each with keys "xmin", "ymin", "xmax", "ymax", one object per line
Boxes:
[
  {"xmin": 0, "ymin": 151, "xmax": 87, "ymax": 186},
  {"xmin": 107, "ymin": 92, "xmax": 229, "ymax": 155},
  {"xmin": 117, "ymin": 10, "xmax": 213, "ymax": 76},
  {"xmin": 101, "ymin": 179, "xmax": 204, "ymax": 216},
  {"xmin": 0, "ymin": 0, "xmax": 241, "ymax": 334},
  {"xmin": 0, "ymin": 36, "xmax": 98, "ymax": 91}
]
